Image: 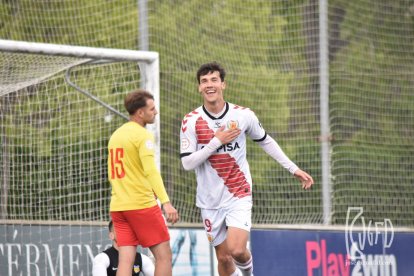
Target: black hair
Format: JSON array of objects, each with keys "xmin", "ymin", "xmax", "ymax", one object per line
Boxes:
[
  {"xmin": 108, "ymin": 220, "xmax": 113, "ymax": 232},
  {"xmin": 196, "ymin": 62, "xmax": 226, "ymax": 84}
]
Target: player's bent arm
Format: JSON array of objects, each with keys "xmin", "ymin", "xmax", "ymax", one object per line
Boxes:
[
  {"xmin": 141, "ymin": 154, "xmax": 170, "ymax": 204},
  {"xmin": 92, "ymin": 253, "xmax": 110, "ymax": 276},
  {"xmin": 181, "ymin": 137, "xmax": 222, "ymax": 170},
  {"xmin": 257, "ymin": 135, "xmax": 299, "ymax": 174},
  {"xmin": 141, "ymin": 254, "xmax": 155, "ymax": 276}
]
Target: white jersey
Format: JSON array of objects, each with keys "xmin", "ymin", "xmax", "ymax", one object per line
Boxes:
[{"xmin": 180, "ymin": 102, "xmax": 266, "ymax": 209}]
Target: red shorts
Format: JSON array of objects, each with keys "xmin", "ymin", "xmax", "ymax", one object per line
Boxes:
[{"xmin": 111, "ymin": 205, "xmax": 170, "ymax": 248}]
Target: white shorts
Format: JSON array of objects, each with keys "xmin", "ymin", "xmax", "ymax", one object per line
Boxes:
[{"xmin": 201, "ymin": 202, "xmax": 252, "ymax": 247}]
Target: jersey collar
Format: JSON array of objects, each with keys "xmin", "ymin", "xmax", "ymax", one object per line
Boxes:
[{"xmin": 202, "ymin": 102, "xmax": 229, "ymax": 120}]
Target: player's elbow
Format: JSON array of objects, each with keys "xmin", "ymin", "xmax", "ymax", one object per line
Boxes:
[
  {"xmin": 181, "ymin": 156, "xmax": 195, "ymax": 171},
  {"xmin": 181, "ymin": 161, "xmax": 193, "ymax": 171}
]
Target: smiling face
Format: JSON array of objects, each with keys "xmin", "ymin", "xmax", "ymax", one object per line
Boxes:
[{"xmin": 198, "ymin": 70, "xmax": 226, "ymax": 107}]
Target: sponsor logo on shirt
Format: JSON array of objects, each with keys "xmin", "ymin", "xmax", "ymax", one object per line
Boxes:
[
  {"xmin": 200, "ymin": 142, "xmax": 240, "ymax": 153},
  {"xmin": 216, "ymin": 142, "xmax": 240, "ymax": 152}
]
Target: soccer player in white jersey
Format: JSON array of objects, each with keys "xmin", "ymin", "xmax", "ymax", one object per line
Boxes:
[{"xmin": 179, "ymin": 62, "xmax": 314, "ymax": 276}]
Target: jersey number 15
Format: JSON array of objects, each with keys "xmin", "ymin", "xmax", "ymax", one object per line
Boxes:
[{"xmin": 109, "ymin": 148, "xmax": 125, "ymax": 179}]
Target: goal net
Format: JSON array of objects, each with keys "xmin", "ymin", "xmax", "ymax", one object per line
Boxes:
[{"xmin": 0, "ymin": 40, "xmax": 160, "ymax": 223}]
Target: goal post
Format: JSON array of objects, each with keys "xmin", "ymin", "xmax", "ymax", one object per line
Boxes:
[
  {"xmin": 0, "ymin": 39, "xmax": 160, "ymax": 157},
  {"xmin": 0, "ymin": 39, "xmax": 159, "ymax": 61},
  {"xmin": 0, "ymin": 39, "xmax": 160, "ymax": 222}
]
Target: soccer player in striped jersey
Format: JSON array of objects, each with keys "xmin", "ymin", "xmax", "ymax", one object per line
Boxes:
[
  {"xmin": 180, "ymin": 62, "xmax": 314, "ymax": 276},
  {"xmin": 108, "ymin": 90, "xmax": 179, "ymax": 276}
]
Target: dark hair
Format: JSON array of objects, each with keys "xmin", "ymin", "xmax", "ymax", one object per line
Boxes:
[
  {"xmin": 108, "ymin": 220, "xmax": 113, "ymax": 232},
  {"xmin": 196, "ymin": 62, "xmax": 226, "ymax": 84},
  {"xmin": 124, "ymin": 89, "xmax": 154, "ymax": 115}
]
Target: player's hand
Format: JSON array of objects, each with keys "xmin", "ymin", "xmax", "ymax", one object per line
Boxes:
[
  {"xmin": 162, "ymin": 202, "xmax": 179, "ymax": 224},
  {"xmin": 215, "ymin": 126, "xmax": 241, "ymax": 144},
  {"xmin": 294, "ymin": 169, "xmax": 314, "ymax": 190}
]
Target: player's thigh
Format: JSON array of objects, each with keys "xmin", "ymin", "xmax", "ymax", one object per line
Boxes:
[
  {"xmin": 111, "ymin": 205, "xmax": 170, "ymax": 247},
  {"xmin": 225, "ymin": 204, "xmax": 251, "ymax": 252},
  {"xmin": 225, "ymin": 203, "xmax": 252, "ymax": 232},
  {"xmin": 111, "ymin": 211, "xmax": 139, "ymax": 246},
  {"xmin": 123, "ymin": 206, "xmax": 170, "ymax": 248},
  {"xmin": 200, "ymin": 208, "xmax": 227, "ymax": 247}
]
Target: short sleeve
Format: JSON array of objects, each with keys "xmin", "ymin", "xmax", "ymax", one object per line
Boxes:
[
  {"xmin": 246, "ymin": 111, "xmax": 266, "ymax": 142},
  {"xmin": 180, "ymin": 117, "xmax": 198, "ymax": 155}
]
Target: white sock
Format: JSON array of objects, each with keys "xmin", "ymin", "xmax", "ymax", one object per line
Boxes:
[
  {"xmin": 230, "ymin": 267, "xmax": 243, "ymax": 276},
  {"xmin": 234, "ymin": 256, "xmax": 253, "ymax": 276}
]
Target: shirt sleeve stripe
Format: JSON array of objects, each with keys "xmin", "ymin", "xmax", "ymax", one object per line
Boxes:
[
  {"xmin": 180, "ymin": 152, "xmax": 192, "ymax": 158},
  {"xmin": 253, "ymin": 133, "xmax": 267, "ymax": 142}
]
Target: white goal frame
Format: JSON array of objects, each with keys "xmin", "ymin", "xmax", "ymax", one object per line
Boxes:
[{"xmin": 0, "ymin": 39, "xmax": 161, "ymax": 167}]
